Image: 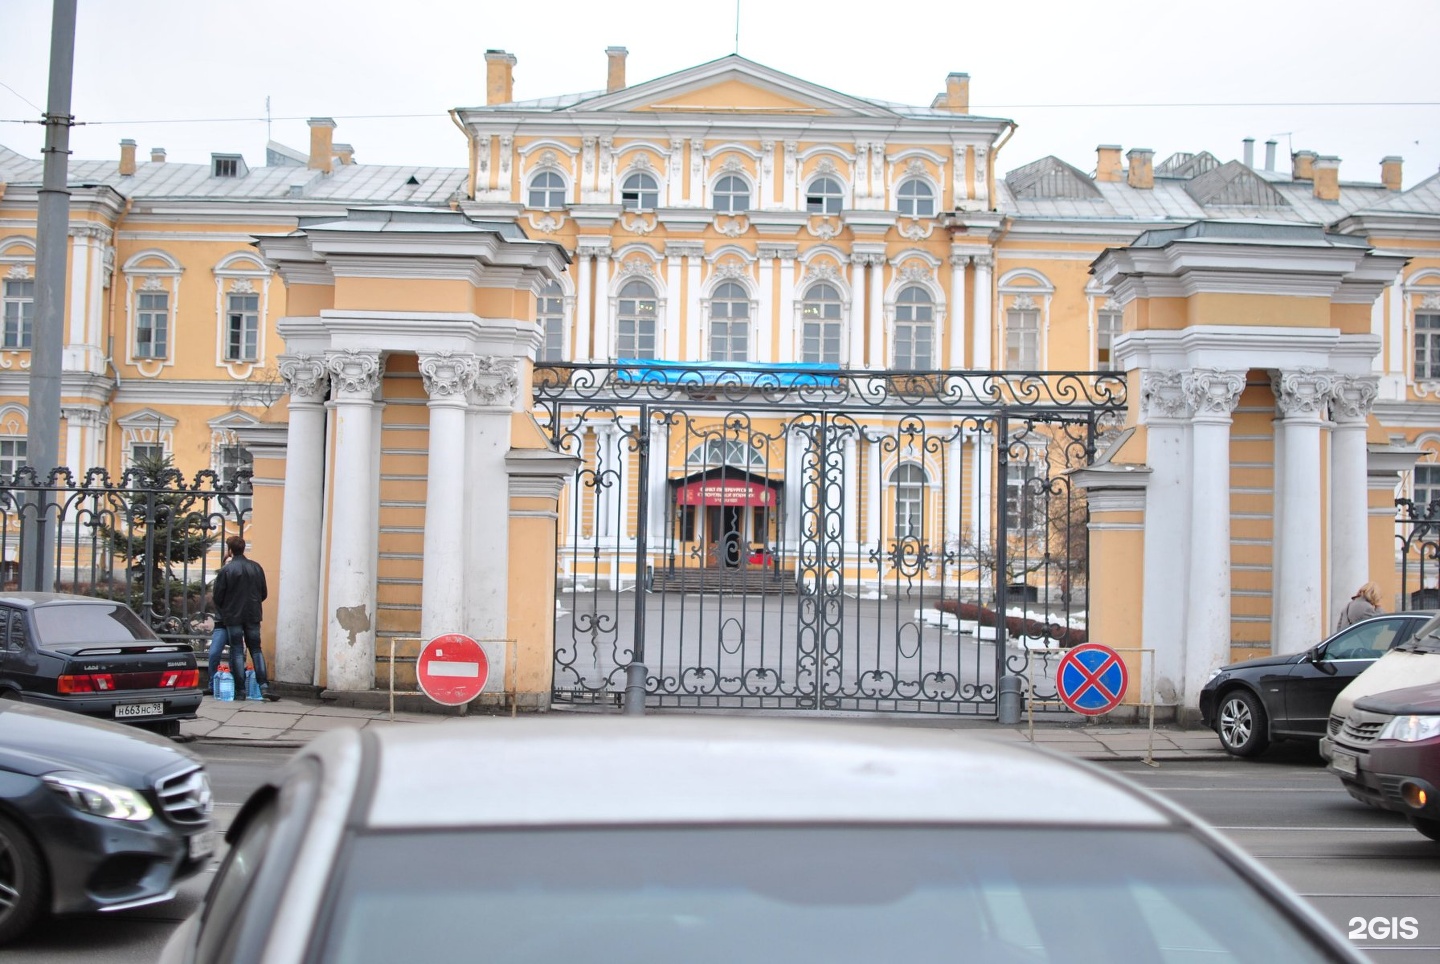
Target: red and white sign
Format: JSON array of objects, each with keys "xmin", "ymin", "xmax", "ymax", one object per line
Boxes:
[
  {"xmin": 416, "ymin": 633, "xmax": 489, "ymax": 706},
  {"xmin": 674, "ymin": 478, "xmax": 777, "ymax": 507}
]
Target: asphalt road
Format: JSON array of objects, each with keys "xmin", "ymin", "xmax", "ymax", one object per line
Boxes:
[{"xmin": 9, "ymin": 738, "xmax": 1440, "ymax": 963}]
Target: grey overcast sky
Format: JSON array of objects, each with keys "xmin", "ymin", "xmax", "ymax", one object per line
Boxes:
[{"xmin": 2, "ymin": 0, "xmax": 1438, "ymax": 189}]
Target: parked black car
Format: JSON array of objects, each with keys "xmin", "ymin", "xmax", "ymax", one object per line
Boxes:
[
  {"xmin": 0, "ymin": 699, "xmax": 214, "ymax": 945},
  {"xmin": 0, "ymin": 592, "xmax": 202, "ymax": 737},
  {"xmin": 1199, "ymin": 612, "xmax": 1434, "ymax": 756}
]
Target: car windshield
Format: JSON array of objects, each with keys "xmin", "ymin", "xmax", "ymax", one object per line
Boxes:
[
  {"xmin": 1400, "ymin": 614, "xmax": 1440, "ymax": 653},
  {"xmin": 32, "ymin": 603, "xmax": 160, "ymax": 647},
  {"xmin": 315, "ymin": 826, "xmax": 1340, "ymax": 964}
]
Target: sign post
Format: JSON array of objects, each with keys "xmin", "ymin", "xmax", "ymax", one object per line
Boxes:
[{"xmin": 416, "ymin": 633, "xmax": 489, "ymax": 708}]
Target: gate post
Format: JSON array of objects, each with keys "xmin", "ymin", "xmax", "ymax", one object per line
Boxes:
[{"xmin": 626, "ymin": 404, "xmax": 651, "ymax": 715}]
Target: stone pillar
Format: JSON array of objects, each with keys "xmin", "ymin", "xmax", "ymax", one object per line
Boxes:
[
  {"xmin": 647, "ymin": 416, "xmax": 669, "ymax": 546},
  {"xmin": 574, "ymin": 251, "xmax": 592, "ymax": 360},
  {"xmin": 867, "ymin": 257, "xmax": 884, "ymax": 368},
  {"xmin": 1138, "ymin": 370, "xmax": 1192, "ymax": 706},
  {"xmin": 592, "ymin": 248, "xmax": 612, "ymax": 361},
  {"xmin": 688, "ymin": 138, "xmax": 705, "ymax": 206},
  {"xmin": 945, "ymin": 434, "xmax": 963, "ymax": 547},
  {"xmin": 849, "ymin": 254, "xmax": 868, "ymax": 368},
  {"xmin": 970, "ymin": 434, "xmax": 989, "ymax": 544},
  {"xmin": 948, "ymin": 251, "xmax": 970, "ymax": 370},
  {"xmin": 465, "ymin": 357, "xmax": 521, "ymax": 641},
  {"xmin": 972, "ymin": 252, "xmax": 993, "ymax": 369},
  {"xmin": 777, "ymin": 247, "xmax": 797, "ymax": 363},
  {"xmin": 1181, "ymin": 369, "xmax": 1245, "ymax": 695},
  {"xmin": 756, "ymin": 246, "xmax": 776, "ymax": 362},
  {"xmin": 1273, "ymin": 369, "xmax": 1332, "ymax": 653},
  {"xmin": 274, "ymin": 354, "xmax": 330, "ymax": 685},
  {"xmin": 664, "ymin": 247, "xmax": 683, "ymax": 359},
  {"xmin": 419, "ymin": 351, "xmax": 477, "ymax": 640},
  {"xmin": 866, "ymin": 436, "xmax": 882, "ymax": 547},
  {"xmin": 685, "ymin": 251, "xmax": 703, "ymax": 359},
  {"xmin": 323, "ymin": 349, "xmax": 383, "ymax": 691},
  {"xmin": 1330, "ymin": 374, "xmax": 1378, "ymax": 628}
]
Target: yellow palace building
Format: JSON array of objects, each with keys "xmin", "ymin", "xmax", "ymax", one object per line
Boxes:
[{"xmin": 1, "ymin": 49, "xmax": 1438, "ymax": 716}]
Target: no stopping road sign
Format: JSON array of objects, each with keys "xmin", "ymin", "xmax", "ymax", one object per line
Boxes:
[{"xmin": 1055, "ymin": 643, "xmax": 1128, "ymax": 716}]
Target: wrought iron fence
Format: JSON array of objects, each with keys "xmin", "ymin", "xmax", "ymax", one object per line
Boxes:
[
  {"xmin": 0, "ymin": 465, "xmax": 250, "ymax": 650},
  {"xmin": 1397, "ymin": 498, "xmax": 1440, "ymax": 610}
]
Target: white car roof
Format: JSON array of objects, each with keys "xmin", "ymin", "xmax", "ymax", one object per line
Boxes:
[{"xmin": 355, "ymin": 717, "xmax": 1172, "ymax": 830}]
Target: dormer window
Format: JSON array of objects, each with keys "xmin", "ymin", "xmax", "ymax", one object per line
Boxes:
[{"xmin": 211, "ymin": 154, "xmax": 246, "ymax": 178}]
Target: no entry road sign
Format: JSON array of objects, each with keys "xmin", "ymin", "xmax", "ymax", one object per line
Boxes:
[
  {"xmin": 417, "ymin": 633, "xmax": 489, "ymax": 706},
  {"xmin": 1055, "ymin": 643, "xmax": 1128, "ymax": 716}
]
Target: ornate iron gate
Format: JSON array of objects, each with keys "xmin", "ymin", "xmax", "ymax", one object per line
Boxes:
[{"xmin": 535, "ymin": 365, "xmax": 1125, "ymax": 715}]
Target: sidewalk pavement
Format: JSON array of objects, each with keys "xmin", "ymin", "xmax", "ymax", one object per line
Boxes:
[{"xmin": 183, "ymin": 694, "xmax": 1233, "ymax": 763}]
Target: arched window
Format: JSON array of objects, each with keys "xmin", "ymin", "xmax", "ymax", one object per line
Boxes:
[
  {"xmin": 713, "ymin": 174, "xmax": 751, "ymax": 214},
  {"xmin": 896, "ymin": 178, "xmax": 935, "ymax": 217},
  {"xmin": 709, "ymin": 281, "xmax": 750, "ymax": 362},
  {"xmin": 891, "ymin": 464, "xmax": 927, "ymax": 539},
  {"xmin": 621, "ymin": 172, "xmax": 659, "ymax": 212},
  {"xmin": 527, "ymin": 170, "xmax": 567, "ymax": 209},
  {"xmin": 892, "ymin": 286, "xmax": 934, "ymax": 369},
  {"xmin": 537, "ymin": 280, "xmax": 565, "ymax": 362},
  {"xmin": 616, "ymin": 280, "xmax": 658, "ymax": 359},
  {"xmin": 686, "ymin": 439, "xmax": 765, "ymax": 469},
  {"xmin": 801, "ymin": 282, "xmax": 843, "ymax": 364},
  {"xmin": 805, "ymin": 176, "xmax": 844, "ymax": 215}
]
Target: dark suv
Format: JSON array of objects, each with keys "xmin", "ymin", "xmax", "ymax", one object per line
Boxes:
[
  {"xmin": 0, "ymin": 592, "xmax": 202, "ymax": 737},
  {"xmin": 1327, "ymin": 681, "xmax": 1440, "ymax": 842}
]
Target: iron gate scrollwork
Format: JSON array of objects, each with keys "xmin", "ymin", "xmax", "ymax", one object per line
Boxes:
[{"xmin": 536, "ymin": 364, "xmax": 1126, "ymax": 716}]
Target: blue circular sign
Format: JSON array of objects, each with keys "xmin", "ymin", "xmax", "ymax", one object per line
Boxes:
[{"xmin": 1055, "ymin": 644, "xmax": 1128, "ymax": 716}]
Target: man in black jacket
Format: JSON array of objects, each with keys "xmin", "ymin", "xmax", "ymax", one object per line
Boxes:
[{"xmin": 211, "ymin": 535, "xmax": 278, "ymax": 701}]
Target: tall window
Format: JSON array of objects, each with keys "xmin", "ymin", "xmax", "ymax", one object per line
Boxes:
[
  {"xmin": 801, "ymin": 283, "xmax": 843, "ymax": 364},
  {"xmin": 891, "ymin": 464, "xmax": 927, "ymax": 539},
  {"xmin": 1415, "ymin": 462, "xmax": 1440, "ymax": 509},
  {"xmin": 1006, "ymin": 306, "xmax": 1040, "ymax": 369},
  {"xmin": 805, "ymin": 176, "xmax": 843, "ymax": 215},
  {"xmin": 537, "ymin": 280, "xmax": 565, "ymax": 362},
  {"xmin": 709, "ymin": 282, "xmax": 750, "ymax": 362},
  {"xmin": 130, "ymin": 443, "xmax": 165, "ymax": 466},
  {"xmin": 528, "ymin": 171, "xmax": 567, "ymax": 209},
  {"xmin": 892, "ymin": 286, "xmax": 934, "ymax": 369},
  {"xmin": 1006, "ymin": 462, "xmax": 1045, "ymax": 531},
  {"xmin": 896, "ymin": 178, "xmax": 935, "ymax": 217},
  {"xmin": 616, "ymin": 280, "xmax": 657, "ymax": 359},
  {"xmin": 219, "ymin": 444, "xmax": 253, "ymax": 514},
  {"xmin": 1416, "ymin": 312, "xmax": 1440, "ymax": 380},
  {"xmin": 136, "ymin": 291, "xmax": 169, "ymax": 358},
  {"xmin": 225, "ymin": 291, "xmax": 259, "ymax": 362},
  {"xmin": 2, "ymin": 279, "xmax": 33, "ymax": 349},
  {"xmin": 0, "ymin": 438, "xmax": 25, "ymax": 479},
  {"xmin": 713, "ymin": 175, "xmax": 750, "ymax": 214},
  {"xmin": 621, "ymin": 172, "xmax": 659, "ymax": 212},
  {"xmin": 1096, "ymin": 309, "xmax": 1122, "ymax": 371}
]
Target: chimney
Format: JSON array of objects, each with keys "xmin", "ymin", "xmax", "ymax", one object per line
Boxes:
[
  {"xmin": 1263, "ymin": 139, "xmax": 1276, "ymax": 172},
  {"xmin": 1313, "ymin": 155, "xmax": 1340, "ymax": 201},
  {"xmin": 1242, "ymin": 137, "xmax": 1254, "ymax": 168},
  {"xmin": 1381, "ymin": 156, "xmax": 1403, "ymax": 192},
  {"xmin": 943, "ymin": 72, "xmax": 970, "ymax": 113},
  {"xmin": 1126, "ymin": 148, "xmax": 1154, "ymax": 189},
  {"xmin": 486, "ymin": 49, "xmax": 517, "ymax": 105},
  {"xmin": 606, "ymin": 46, "xmax": 628, "ymax": 93},
  {"xmin": 150, "ymin": 147, "xmax": 166, "ymax": 163},
  {"xmin": 307, "ymin": 117, "xmax": 336, "ymax": 173},
  {"xmin": 334, "ymin": 143, "xmax": 355, "ymax": 165},
  {"xmin": 1095, "ymin": 145, "xmax": 1123, "ymax": 183},
  {"xmin": 1292, "ymin": 149, "xmax": 1317, "ymax": 181},
  {"xmin": 119, "ymin": 139, "xmax": 137, "ymax": 176}
]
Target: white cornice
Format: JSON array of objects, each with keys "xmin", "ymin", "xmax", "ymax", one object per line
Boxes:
[
  {"xmin": 1115, "ymin": 326, "xmax": 1378, "ymax": 375},
  {"xmin": 1374, "ymin": 399, "xmax": 1440, "ymax": 428}
]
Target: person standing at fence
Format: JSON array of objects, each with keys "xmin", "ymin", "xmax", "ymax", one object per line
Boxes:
[
  {"xmin": 212, "ymin": 535, "xmax": 278, "ymax": 701},
  {"xmin": 1337, "ymin": 582, "xmax": 1383, "ymax": 630}
]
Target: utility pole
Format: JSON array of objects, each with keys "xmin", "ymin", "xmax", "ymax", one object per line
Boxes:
[{"xmin": 23, "ymin": 0, "xmax": 77, "ymax": 591}]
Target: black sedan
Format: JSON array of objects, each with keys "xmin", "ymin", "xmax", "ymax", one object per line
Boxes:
[
  {"xmin": 0, "ymin": 592, "xmax": 202, "ymax": 737},
  {"xmin": 1199, "ymin": 612, "xmax": 1433, "ymax": 757},
  {"xmin": 0, "ymin": 699, "xmax": 214, "ymax": 945}
]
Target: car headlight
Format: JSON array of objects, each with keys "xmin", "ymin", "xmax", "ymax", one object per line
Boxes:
[
  {"xmin": 43, "ymin": 773, "xmax": 154, "ymax": 821},
  {"xmin": 1377, "ymin": 715, "xmax": 1440, "ymax": 744},
  {"xmin": 1206, "ymin": 668, "xmax": 1224, "ymax": 683}
]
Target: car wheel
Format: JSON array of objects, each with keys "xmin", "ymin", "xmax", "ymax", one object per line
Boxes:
[
  {"xmin": 1215, "ymin": 689, "xmax": 1269, "ymax": 757},
  {"xmin": 0, "ymin": 814, "xmax": 47, "ymax": 946},
  {"xmin": 145, "ymin": 720, "xmax": 181, "ymax": 739},
  {"xmin": 1411, "ymin": 817, "xmax": 1440, "ymax": 842}
]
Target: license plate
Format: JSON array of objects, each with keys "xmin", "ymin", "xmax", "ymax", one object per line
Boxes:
[
  {"xmin": 114, "ymin": 702, "xmax": 164, "ymax": 719},
  {"xmin": 188, "ymin": 832, "xmax": 215, "ymax": 861},
  {"xmin": 1331, "ymin": 750, "xmax": 1359, "ymax": 777}
]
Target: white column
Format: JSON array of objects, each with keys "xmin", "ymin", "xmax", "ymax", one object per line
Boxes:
[
  {"xmin": 465, "ymin": 359, "xmax": 519, "ymax": 641},
  {"xmin": 867, "ymin": 257, "xmax": 885, "ymax": 368},
  {"xmin": 756, "ymin": 246, "xmax": 776, "ymax": 363},
  {"xmin": 848, "ymin": 255, "xmax": 867, "ymax": 368},
  {"xmin": 946, "ymin": 435, "xmax": 962, "ymax": 546},
  {"xmin": 843, "ymin": 437, "xmax": 858, "ymax": 548},
  {"xmin": 1388, "ymin": 276, "xmax": 1404, "ymax": 378},
  {"xmin": 784, "ymin": 429, "xmax": 804, "ymax": 548},
  {"xmin": 783, "ymin": 140, "xmax": 798, "ymax": 210},
  {"xmin": 777, "ymin": 249, "xmax": 797, "ymax": 363},
  {"xmin": 592, "ymin": 248, "xmax": 612, "ymax": 362},
  {"xmin": 664, "ymin": 248, "xmax": 683, "ymax": 359},
  {"xmin": 1330, "ymin": 375, "xmax": 1378, "ymax": 627},
  {"xmin": 1274, "ymin": 369, "xmax": 1330, "ymax": 654},
  {"xmin": 1182, "ymin": 369, "xmax": 1245, "ymax": 699},
  {"xmin": 972, "ymin": 252, "xmax": 993, "ymax": 369},
  {"xmin": 685, "ymin": 253, "xmax": 703, "ymax": 360},
  {"xmin": 970, "ymin": 434, "xmax": 989, "ymax": 544},
  {"xmin": 67, "ymin": 229, "xmax": 89, "ymax": 347},
  {"xmin": 275, "ymin": 356, "xmax": 330, "ymax": 686},
  {"xmin": 418, "ymin": 352, "xmax": 477, "ymax": 640},
  {"xmin": 866, "ymin": 435, "xmax": 882, "ymax": 546},
  {"xmin": 688, "ymin": 138, "xmax": 705, "ymax": 206},
  {"xmin": 647, "ymin": 418, "xmax": 669, "ymax": 548},
  {"xmin": 1138, "ymin": 371, "xmax": 1193, "ymax": 705},
  {"xmin": 949, "ymin": 251, "xmax": 970, "ymax": 370},
  {"xmin": 574, "ymin": 252, "xmax": 592, "ymax": 361},
  {"xmin": 323, "ymin": 349, "xmax": 383, "ymax": 691}
]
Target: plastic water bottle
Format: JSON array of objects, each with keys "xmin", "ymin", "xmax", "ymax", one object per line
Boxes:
[
  {"xmin": 212, "ymin": 668, "xmax": 235, "ymax": 702},
  {"xmin": 245, "ymin": 669, "xmax": 262, "ymax": 701}
]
